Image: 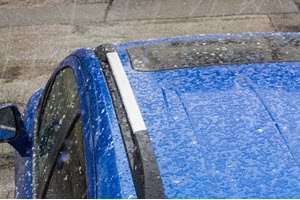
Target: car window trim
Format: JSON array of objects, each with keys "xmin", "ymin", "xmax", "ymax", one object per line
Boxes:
[{"xmin": 37, "ymin": 98, "xmax": 81, "ymax": 198}]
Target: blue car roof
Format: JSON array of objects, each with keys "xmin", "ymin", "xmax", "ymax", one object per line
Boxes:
[{"xmin": 114, "ymin": 32, "xmax": 300, "ymax": 198}]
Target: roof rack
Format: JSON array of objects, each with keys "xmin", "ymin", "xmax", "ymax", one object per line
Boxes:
[{"xmin": 95, "ymin": 45, "xmax": 165, "ymax": 199}]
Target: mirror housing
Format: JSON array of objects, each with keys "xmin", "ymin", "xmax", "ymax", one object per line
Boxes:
[
  {"xmin": 0, "ymin": 103, "xmax": 30, "ymax": 156},
  {"xmin": 0, "ymin": 104, "xmax": 20, "ymax": 141}
]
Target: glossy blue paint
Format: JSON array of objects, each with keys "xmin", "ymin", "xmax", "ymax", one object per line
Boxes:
[
  {"xmin": 11, "ymin": 32, "xmax": 300, "ymax": 198},
  {"xmin": 14, "ymin": 49, "xmax": 136, "ymax": 198},
  {"xmin": 116, "ymin": 32, "xmax": 300, "ymax": 198},
  {"xmin": 73, "ymin": 49, "xmax": 136, "ymax": 198},
  {"xmin": 0, "ymin": 103, "xmax": 30, "ymax": 157},
  {"xmin": 15, "ymin": 87, "xmax": 43, "ymax": 199},
  {"xmin": 0, "ymin": 129, "xmax": 15, "ymax": 140}
]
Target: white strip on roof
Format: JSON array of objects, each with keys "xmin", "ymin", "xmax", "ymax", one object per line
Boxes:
[{"xmin": 107, "ymin": 52, "xmax": 147, "ymax": 133}]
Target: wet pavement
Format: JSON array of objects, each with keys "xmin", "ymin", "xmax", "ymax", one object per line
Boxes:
[{"xmin": 0, "ymin": 0, "xmax": 299, "ymax": 198}]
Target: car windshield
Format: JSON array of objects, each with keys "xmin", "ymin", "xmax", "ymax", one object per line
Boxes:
[{"xmin": 127, "ymin": 35, "xmax": 300, "ymax": 71}]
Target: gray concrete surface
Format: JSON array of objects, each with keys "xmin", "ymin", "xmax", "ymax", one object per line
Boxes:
[
  {"xmin": 107, "ymin": 0, "xmax": 299, "ymax": 20},
  {"xmin": 0, "ymin": 0, "xmax": 299, "ymax": 198},
  {"xmin": 0, "ymin": 3, "xmax": 108, "ymax": 27}
]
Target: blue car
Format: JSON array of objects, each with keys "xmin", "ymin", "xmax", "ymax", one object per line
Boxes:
[{"xmin": 1, "ymin": 32, "xmax": 300, "ymax": 199}]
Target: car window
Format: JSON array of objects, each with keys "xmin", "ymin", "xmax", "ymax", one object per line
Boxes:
[
  {"xmin": 127, "ymin": 35, "xmax": 300, "ymax": 71},
  {"xmin": 36, "ymin": 67, "xmax": 87, "ymax": 198},
  {"xmin": 45, "ymin": 118, "xmax": 87, "ymax": 199},
  {"xmin": 37, "ymin": 68, "xmax": 77, "ymax": 178}
]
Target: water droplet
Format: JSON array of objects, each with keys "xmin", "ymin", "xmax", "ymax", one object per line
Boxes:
[{"xmin": 60, "ymin": 152, "xmax": 71, "ymax": 162}]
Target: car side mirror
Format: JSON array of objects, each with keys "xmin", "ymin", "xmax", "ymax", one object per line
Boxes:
[
  {"xmin": 0, "ymin": 104, "xmax": 20, "ymax": 141},
  {"xmin": 0, "ymin": 103, "xmax": 30, "ymax": 156}
]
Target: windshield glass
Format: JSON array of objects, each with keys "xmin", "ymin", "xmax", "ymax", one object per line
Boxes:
[{"xmin": 127, "ymin": 35, "xmax": 300, "ymax": 71}]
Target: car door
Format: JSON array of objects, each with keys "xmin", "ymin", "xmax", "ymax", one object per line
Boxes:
[{"xmin": 34, "ymin": 67, "xmax": 87, "ymax": 198}]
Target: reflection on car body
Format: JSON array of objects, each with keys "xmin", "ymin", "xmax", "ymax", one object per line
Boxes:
[{"xmin": 1, "ymin": 32, "xmax": 300, "ymax": 199}]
